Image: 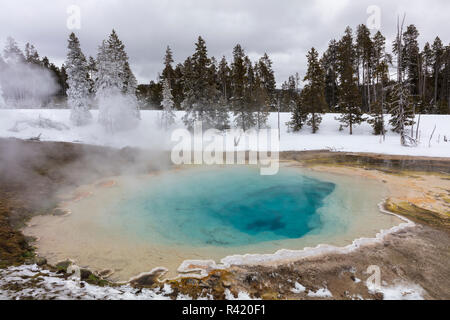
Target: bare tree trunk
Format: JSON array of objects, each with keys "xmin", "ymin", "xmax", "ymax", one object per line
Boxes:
[
  {"xmin": 367, "ymin": 64, "xmax": 371, "ymax": 113},
  {"xmin": 397, "ymin": 15, "xmax": 406, "ymax": 146}
]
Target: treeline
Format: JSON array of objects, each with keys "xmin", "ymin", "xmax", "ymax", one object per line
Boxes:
[
  {"xmin": 287, "ymin": 22, "xmax": 450, "ymax": 136},
  {"xmin": 140, "ymin": 22, "xmax": 449, "ymax": 135},
  {"xmin": 140, "ymin": 37, "xmax": 277, "ymax": 130}
]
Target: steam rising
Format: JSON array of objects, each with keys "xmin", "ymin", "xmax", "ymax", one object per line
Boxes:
[
  {"xmin": 0, "ymin": 82, "xmax": 6, "ymax": 108},
  {"xmin": 0, "ymin": 61, "xmax": 60, "ymax": 108}
]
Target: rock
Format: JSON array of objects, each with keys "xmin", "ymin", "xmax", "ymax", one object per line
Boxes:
[
  {"xmin": 185, "ymin": 278, "xmax": 199, "ymax": 286},
  {"xmin": 222, "ymin": 280, "xmax": 232, "ymax": 288},
  {"xmin": 80, "ymin": 268, "xmax": 93, "ymax": 281},
  {"xmin": 53, "ymin": 208, "xmax": 69, "ymax": 216},
  {"xmin": 55, "ymin": 260, "xmax": 72, "ymax": 272},
  {"xmin": 35, "ymin": 257, "xmax": 47, "ymax": 266},
  {"xmin": 130, "ymin": 268, "xmax": 167, "ymax": 288}
]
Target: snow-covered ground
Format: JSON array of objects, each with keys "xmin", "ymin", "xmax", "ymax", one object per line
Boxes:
[
  {"xmin": 0, "ymin": 264, "xmax": 259, "ymax": 300},
  {"xmin": 0, "ymin": 109, "xmax": 449, "ymax": 157}
]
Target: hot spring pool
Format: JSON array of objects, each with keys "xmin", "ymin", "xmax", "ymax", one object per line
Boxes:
[
  {"xmin": 24, "ymin": 165, "xmax": 403, "ymax": 280},
  {"xmin": 111, "ymin": 167, "xmax": 336, "ymax": 246}
]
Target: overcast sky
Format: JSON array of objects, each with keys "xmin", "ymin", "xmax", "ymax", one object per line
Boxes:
[{"xmin": 0, "ymin": 0, "xmax": 449, "ymax": 86}]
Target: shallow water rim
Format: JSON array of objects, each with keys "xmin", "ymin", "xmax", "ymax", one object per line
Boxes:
[{"xmin": 25, "ymin": 163, "xmax": 416, "ymax": 283}]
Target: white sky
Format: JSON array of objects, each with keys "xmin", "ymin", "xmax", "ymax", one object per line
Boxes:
[{"xmin": 0, "ymin": 0, "xmax": 449, "ymax": 86}]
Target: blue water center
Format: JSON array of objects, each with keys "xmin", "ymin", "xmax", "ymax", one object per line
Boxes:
[{"xmin": 113, "ymin": 167, "xmax": 336, "ymax": 247}]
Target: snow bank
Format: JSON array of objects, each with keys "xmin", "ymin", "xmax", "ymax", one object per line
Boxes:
[
  {"xmin": 367, "ymin": 281, "xmax": 425, "ymax": 300},
  {"xmin": 0, "ymin": 264, "xmax": 178, "ymax": 300},
  {"xmin": 291, "ymin": 282, "xmax": 306, "ymax": 294},
  {"xmin": 0, "ymin": 109, "xmax": 448, "ymax": 157},
  {"xmin": 307, "ymin": 288, "xmax": 333, "ymax": 298},
  {"xmin": 224, "ymin": 289, "xmax": 260, "ymax": 300}
]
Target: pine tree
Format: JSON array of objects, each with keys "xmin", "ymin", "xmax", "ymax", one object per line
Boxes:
[
  {"xmin": 24, "ymin": 43, "xmax": 40, "ymax": 65},
  {"xmin": 231, "ymin": 44, "xmax": 255, "ymax": 130},
  {"xmin": 303, "ymin": 48, "xmax": 327, "ymax": 133},
  {"xmin": 161, "ymin": 46, "xmax": 175, "ymax": 87},
  {"xmin": 287, "ymin": 92, "xmax": 308, "ymax": 132},
  {"xmin": 182, "ymin": 36, "xmax": 215, "ymax": 130},
  {"xmin": 65, "ymin": 32, "xmax": 92, "ymax": 126},
  {"xmin": 217, "ymin": 56, "xmax": 231, "ymax": 102},
  {"xmin": 160, "ymin": 79, "xmax": 176, "ymax": 129},
  {"xmin": 322, "ymin": 39, "xmax": 339, "ymax": 110},
  {"xmin": 368, "ymin": 59, "xmax": 389, "ymax": 135},
  {"xmin": 336, "ymin": 27, "xmax": 365, "ymax": 135},
  {"xmin": 95, "ymin": 30, "xmax": 140, "ymax": 132},
  {"xmin": 356, "ymin": 24, "xmax": 374, "ymax": 113},
  {"xmin": 431, "ymin": 37, "xmax": 444, "ymax": 109},
  {"xmin": 369, "ymin": 31, "xmax": 389, "ymax": 135},
  {"xmin": 253, "ymin": 53, "xmax": 276, "ymax": 128},
  {"xmin": 420, "ymin": 42, "xmax": 433, "ymax": 111},
  {"xmin": 253, "ymin": 65, "xmax": 270, "ymax": 129},
  {"xmin": 402, "ymin": 25, "xmax": 421, "ymax": 96},
  {"xmin": 172, "ymin": 63, "xmax": 184, "ymax": 108},
  {"xmin": 87, "ymin": 56, "xmax": 97, "ymax": 97},
  {"xmin": 3, "ymin": 37, "xmax": 25, "ymax": 65},
  {"xmin": 257, "ymin": 53, "xmax": 277, "ymax": 109}
]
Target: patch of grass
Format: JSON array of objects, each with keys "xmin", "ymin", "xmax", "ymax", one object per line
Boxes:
[
  {"xmin": 87, "ymin": 274, "xmax": 109, "ymax": 287},
  {"xmin": 21, "ymin": 250, "xmax": 35, "ymax": 259}
]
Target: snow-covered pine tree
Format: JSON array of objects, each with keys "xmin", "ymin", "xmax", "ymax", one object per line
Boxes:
[
  {"xmin": 87, "ymin": 56, "xmax": 97, "ymax": 98},
  {"xmin": 3, "ymin": 37, "xmax": 25, "ymax": 65},
  {"xmin": 24, "ymin": 43, "xmax": 40, "ymax": 65},
  {"xmin": 160, "ymin": 79, "xmax": 176, "ymax": 129},
  {"xmin": 95, "ymin": 30, "xmax": 140, "ymax": 132},
  {"xmin": 123, "ymin": 61, "xmax": 141, "ymax": 120},
  {"xmin": 65, "ymin": 32, "xmax": 92, "ymax": 126}
]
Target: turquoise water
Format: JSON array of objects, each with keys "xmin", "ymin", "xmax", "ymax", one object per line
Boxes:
[{"xmin": 110, "ymin": 167, "xmax": 336, "ymax": 247}]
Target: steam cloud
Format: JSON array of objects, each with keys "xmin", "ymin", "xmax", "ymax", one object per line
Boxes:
[{"xmin": 0, "ymin": 61, "xmax": 60, "ymax": 108}]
